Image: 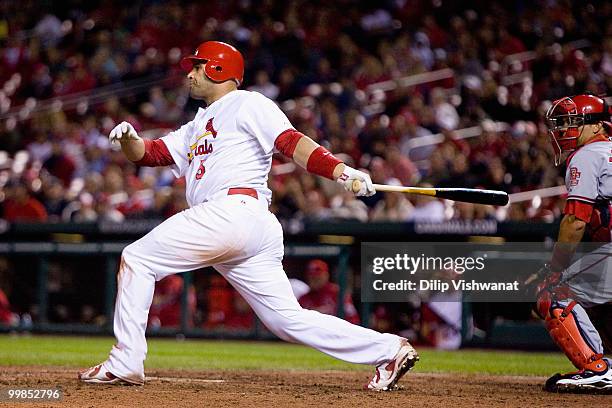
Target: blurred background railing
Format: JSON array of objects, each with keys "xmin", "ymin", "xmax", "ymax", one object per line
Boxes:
[{"xmin": 0, "ymin": 220, "xmax": 557, "ymax": 349}]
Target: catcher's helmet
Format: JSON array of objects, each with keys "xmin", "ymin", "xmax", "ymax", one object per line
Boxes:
[
  {"xmin": 545, "ymin": 94, "xmax": 611, "ymax": 165},
  {"xmin": 180, "ymin": 41, "xmax": 244, "ymax": 86}
]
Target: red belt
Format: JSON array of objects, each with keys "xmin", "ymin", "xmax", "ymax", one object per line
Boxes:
[{"xmin": 228, "ymin": 188, "xmax": 258, "ymax": 199}]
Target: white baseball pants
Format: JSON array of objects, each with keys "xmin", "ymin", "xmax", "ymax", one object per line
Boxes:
[{"xmin": 105, "ymin": 193, "xmax": 401, "ymax": 382}]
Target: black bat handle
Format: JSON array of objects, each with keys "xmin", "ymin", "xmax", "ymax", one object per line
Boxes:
[{"xmin": 435, "ymin": 189, "xmax": 509, "ymax": 206}]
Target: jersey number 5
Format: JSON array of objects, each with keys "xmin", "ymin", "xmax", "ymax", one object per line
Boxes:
[{"xmin": 195, "ymin": 160, "xmax": 206, "ymax": 180}]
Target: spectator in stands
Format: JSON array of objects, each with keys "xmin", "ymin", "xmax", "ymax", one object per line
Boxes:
[
  {"xmin": 248, "ymin": 70, "xmax": 279, "ymax": 100},
  {"xmin": 329, "ymin": 190, "xmax": 369, "ymax": 222},
  {"xmin": 397, "ymin": 112, "xmax": 435, "ymax": 163},
  {"xmin": 222, "ymin": 293, "xmax": 255, "ymax": 331},
  {"xmin": 63, "ymin": 192, "xmax": 97, "ymax": 222},
  {"xmin": 0, "ymin": 257, "xmax": 16, "ymax": 326},
  {"xmin": 47, "ymin": 262, "xmax": 75, "ymax": 323},
  {"xmin": 370, "ymin": 178, "xmax": 413, "ymax": 221},
  {"xmin": 202, "ymin": 275, "xmax": 234, "ymax": 329},
  {"xmin": 199, "ymin": 275, "xmax": 254, "ymax": 331},
  {"xmin": 385, "ymin": 146, "xmax": 420, "ymax": 186},
  {"xmin": 148, "ymin": 275, "xmax": 196, "ymax": 329},
  {"xmin": 301, "ymin": 190, "xmax": 332, "ymax": 221},
  {"xmin": 369, "ymin": 304, "xmax": 395, "ymax": 333},
  {"xmin": 0, "ymin": 287, "xmax": 16, "ymax": 326},
  {"xmin": 42, "ymin": 141, "xmax": 76, "ymax": 187},
  {"xmin": 40, "ymin": 177, "xmax": 67, "ymax": 222},
  {"xmin": 406, "ymin": 183, "xmax": 446, "ymax": 222},
  {"xmin": 94, "ymin": 193, "xmax": 125, "ymax": 223},
  {"xmin": 431, "ymin": 87, "xmax": 460, "ymax": 131},
  {"xmin": 0, "ymin": 0, "xmax": 608, "ymax": 227},
  {"xmin": 298, "ymin": 259, "xmax": 360, "ymax": 324},
  {"xmin": 2, "ymin": 182, "xmax": 48, "ymax": 222},
  {"xmin": 420, "ymin": 295, "xmax": 462, "ymax": 350}
]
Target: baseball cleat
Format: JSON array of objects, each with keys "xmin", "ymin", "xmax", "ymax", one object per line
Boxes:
[
  {"xmin": 366, "ymin": 338, "xmax": 419, "ymax": 391},
  {"xmin": 78, "ymin": 363, "xmax": 143, "ymax": 386},
  {"xmin": 544, "ymin": 362, "xmax": 612, "ymax": 393}
]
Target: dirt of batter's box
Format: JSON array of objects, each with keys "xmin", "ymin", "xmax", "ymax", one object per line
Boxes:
[{"xmin": 0, "ymin": 366, "xmax": 609, "ymax": 408}]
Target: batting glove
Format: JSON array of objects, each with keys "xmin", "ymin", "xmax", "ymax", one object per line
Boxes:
[
  {"xmin": 109, "ymin": 121, "xmax": 140, "ymax": 144},
  {"xmin": 337, "ymin": 165, "xmax": 376, "ymax": 197}
]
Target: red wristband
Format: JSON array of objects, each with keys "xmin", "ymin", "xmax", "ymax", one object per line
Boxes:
[{"xmin": 306, "ymin": 146, "xmax": 343, "ymax": 180}]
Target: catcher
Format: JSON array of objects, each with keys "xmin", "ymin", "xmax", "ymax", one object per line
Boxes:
[{"xmin": 536, "ymin": 93, "xmax": 612, "ymax": 392}]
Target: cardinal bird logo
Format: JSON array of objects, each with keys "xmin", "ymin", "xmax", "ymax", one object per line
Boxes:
[{"xmin": 206, "ymin": 118, "xmax": 217, "ymax": 138}]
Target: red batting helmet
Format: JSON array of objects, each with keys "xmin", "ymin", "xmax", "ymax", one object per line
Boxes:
[
  {"xmin": 180, "ymin": 41, "xmax": 244, "ymax": 86},
  {"xmin": 545, "ymin": 94, "xmax": 611, "ymax": 165}
]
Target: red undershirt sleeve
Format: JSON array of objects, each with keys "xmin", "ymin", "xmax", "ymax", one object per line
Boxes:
[
  {"xmin": 274, "ymin": 129, "xmax": 302, "ymax": 157},
  {"xmin": 134, "ymin": 139, "xmax": 175, "ymax": 167},
  {"xmin": 563, "ymin": 199, "xmax": 594, "ymax": 223}
]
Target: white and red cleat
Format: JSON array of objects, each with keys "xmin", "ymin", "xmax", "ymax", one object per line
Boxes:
[
  {"xmin": 78, "ymin": 363, "xmax": 143, "ymax": 386},
  {"xmin": 366, "ymin": 338, "xmax": 419, "ymax": 391}
]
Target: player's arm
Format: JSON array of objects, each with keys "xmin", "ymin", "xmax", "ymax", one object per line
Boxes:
[
  {"xmin": 549, "ymin": 196, "xmax": 592, "ymax": 272},
  {"xmin": 558, "ymin": 213, "xmax": 587, "ymax": 244},
  {"xmin": 274, "ymin": 129, "xmax": 375, "ymax": 196},
  {"xmin": 109, "ymin": 121, "xmax": 174, "ymax": 166},
  {"xmin": 550, "ymin": 149, "xmax": 599, "ymax": 272},
  {"xmin": 550, "ymin": 211, "xmax": 587, "ymax": 272}
]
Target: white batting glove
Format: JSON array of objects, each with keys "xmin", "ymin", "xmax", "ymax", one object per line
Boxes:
[
  {"xmin": 109, "ymin": 121, "xmax": 140, "ymax": 144},
  {"xmin": 337, "ymin": 165, "xmax": 376, "ymax": 197}
]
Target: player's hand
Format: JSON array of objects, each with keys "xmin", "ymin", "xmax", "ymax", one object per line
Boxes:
[
  {"xmin": 337, "ymin": 165, "xmax": 375, "ymax": 197},
  {"xmin": 525, "ymin": 264, "xmax": 568, "ymax": 318},
  {"xmin": 109, "ymin": 121, "xmax": 140, "ymax": 144},
  {"xmin": 524, "ymin": 264, "xmax": 562, "ymax": 297}
]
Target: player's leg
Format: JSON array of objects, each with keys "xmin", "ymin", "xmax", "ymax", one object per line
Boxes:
[
  {"xmin": 81, "ymin": 198, "xmax": 258, "ymax": 384},
  {"xmin": 564, "ymin": 242, "xmax": 612, "ymax": 308},
  {"xmin": 587, "ymin": 303, "xmax": 612, "ymax": 352},
  {"xmin": 215, "ymin": 210, "xmax": 418, "ymax": 390},
  {"xmin": 538, "ymin": 243, "xmax": 612, "ymax": 392},
  {"xmin": 537, "ymin": 295, "xmax": 611, "ymax": 391}
]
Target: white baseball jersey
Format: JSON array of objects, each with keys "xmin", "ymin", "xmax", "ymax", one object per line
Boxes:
[
  {"xmin": 161, "ymin": 90, "xmax": 293, "ymax": 206},
  {"xmin": 566, "ymin": 139, "xmax": 612, "ymax": 204},
  {"xmin": 563, "ymin": 138, "xmax": 612, "ymax": 310}
]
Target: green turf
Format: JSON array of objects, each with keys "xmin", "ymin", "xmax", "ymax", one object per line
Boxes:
[{"xmin": 0, "ymin": 335, "xmax": 573, "ymax": 376}]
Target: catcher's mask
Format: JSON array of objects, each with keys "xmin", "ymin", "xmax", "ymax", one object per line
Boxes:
[{"xmin": 545, "ymin": 94, "xmax": 611, "ymax": 166}]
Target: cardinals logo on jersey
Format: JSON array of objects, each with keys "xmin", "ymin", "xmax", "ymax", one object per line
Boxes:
[
  {"xmin": 569, "ymin": 166, "xmax": 581, "ymax": 187},
  {"xmin": 188, "ymin": 118, "xmax": 218, "ymax": 164},
  {"xmin": 205, "ymin": 118, "xmax": 217, "ymax": 138}
]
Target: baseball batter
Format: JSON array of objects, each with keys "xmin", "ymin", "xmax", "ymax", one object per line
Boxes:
[
  {"xmin": 78, "ymin": 41, "xmax": 418, "ymax": 391},
  {"xmin": 536, "ymin": 94, "xmax": 612, "ymax": 392}
]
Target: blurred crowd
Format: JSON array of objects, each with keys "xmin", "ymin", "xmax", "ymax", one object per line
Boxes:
[{"xmin": 0, "ymin": 0, "xmax": 610, "ymax": 227}]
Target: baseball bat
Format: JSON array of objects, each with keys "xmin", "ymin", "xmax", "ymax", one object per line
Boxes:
[{"xmin": 351, "ymin": 180, "xmax": 509, "ymax": 206}]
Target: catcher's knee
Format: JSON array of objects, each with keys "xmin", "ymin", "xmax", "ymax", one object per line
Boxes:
[{"xmin": 544, "ymin": 300, "xmax": 606, "ymax": 371}]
